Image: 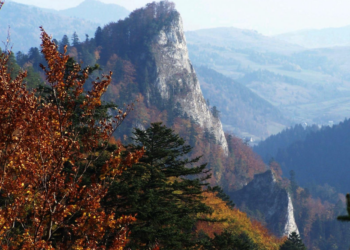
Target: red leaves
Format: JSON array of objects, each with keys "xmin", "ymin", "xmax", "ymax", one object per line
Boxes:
[{"xmin": 0, "ymin": 28, "xmax": 139, "ymax": 249}]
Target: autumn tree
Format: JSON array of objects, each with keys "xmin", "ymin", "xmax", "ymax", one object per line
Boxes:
[{"xmin": 0, "ymin": 26, "xmax": 142, "ymax": 249}]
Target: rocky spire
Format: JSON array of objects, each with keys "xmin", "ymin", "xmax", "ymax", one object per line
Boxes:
[
  {"xmin": 232, "ymin": 170, "xmax": 299, "ymax": 237},
  {"xmin": 150, "ymin": 12, "xmax": 228, "ymax": 155}
]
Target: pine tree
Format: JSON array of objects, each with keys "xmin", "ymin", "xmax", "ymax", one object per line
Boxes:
[
  {"xmin": 72, "ymin": 31, "xmax": 80, "ymax": 47},
  {"xmin": 16, "ymin": 51, "xmax": 28, "ymax": 67},
  {"xmin": 200, "ymin": 230, "xmax": 258, "ymax": 250},
  {"xmin": 28, "ymin": 47, "xmax": 43, "ymax": 71},
  {"xmin": 211, "ymin": 105, "xmax": 220, "ymax": 119},
  {"xmin": 208, "ymin": 186, "xmax": 235, "ymax": 209},
  {"xmin": 95, "ymin": 26, "xmax": 103, "ymax": 46},
  {"xmin": 104, "ymin": 122, "xmax": 212, "ymax": 249},
  {"xmin": 279, "ymin": 232, "xmax": 306, "ymax": 250},
  {"xmin": 6, "ymin": 51, "xmax": 21, "ymax": 80},
  {"xmin": 59, "ymin": 34, "xmax": 70, "ymax": 53}
]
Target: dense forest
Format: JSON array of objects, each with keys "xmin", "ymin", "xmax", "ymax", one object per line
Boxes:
[
  {"xmin": 253, "ymin": 124, "xmax": 320, "ymax": 163},
  {"xmin": 254, "ymin": 119, "xmax": 350, "ymax": 194}
]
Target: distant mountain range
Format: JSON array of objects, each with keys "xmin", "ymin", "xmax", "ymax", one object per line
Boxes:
[
  {"xmin": 186, "ymin": 27, "xmax": 303, "ymax": 54},
  {"xmin": 186, "ymin": 26, "xmax": 350, "ymax": 132},
  {"xmin": 195, "ymin": 66, "xmax": 289, "ymax": 139},
  {"xmin": 0, "ymin": 0, "xmax": 129, "ymax": 52},
  {"xmin": 49, "ymin": 0, "xmax": 130, "ymax": 27},
  {"xmin": 275, "ymin": 26, "xmax": 350, "ymax": 48}
]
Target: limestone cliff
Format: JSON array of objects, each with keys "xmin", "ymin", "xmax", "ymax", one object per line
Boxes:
[
  {"xmin": 99, "ymin": 2, "xmax": 228, "ymax": 154},
  {"xmin": 232, "ymin": 170, "xmax": 299, "ymax": 237},
  {"xmin": 149, "ymin": 13, "xmax": 228, "ymax": 154}
]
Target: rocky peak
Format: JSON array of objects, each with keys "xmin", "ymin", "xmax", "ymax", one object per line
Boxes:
[
  {"xmin": 149, "ymin": 10, "xmax": 228, "ymax": 154},
  {"xmin": 232, "ymin": 170, "xmax": 299, "ymax": 237}
]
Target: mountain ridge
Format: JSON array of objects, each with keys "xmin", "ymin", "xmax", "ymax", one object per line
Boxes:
[
  {"xmin": 196, "ymin": 66, "xmax": 290, "ymax": 140},
  {"xmin": 59, "ymin": 0, "xmax": 130, "ymax": 26},
  {"xmin": 275, "ymin": 25, "xmax": 350, "ymax": 48},
  {"xmin": 0, "ymin": 0, "xmax": 130, "ymax": 52}
]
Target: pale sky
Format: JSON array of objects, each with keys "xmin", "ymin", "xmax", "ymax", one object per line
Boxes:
[{"xmin": 10, "ymin": 0, "xmax": 350, "ymax": 35}]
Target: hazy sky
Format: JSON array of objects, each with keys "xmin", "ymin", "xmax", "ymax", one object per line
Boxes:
[{"xmin": 10, "ymin": 0, "xmax": 350, "ymax": 35}]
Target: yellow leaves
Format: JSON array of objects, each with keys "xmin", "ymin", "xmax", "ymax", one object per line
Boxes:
[{"xmin": 197, "ymin": 192, "xmax": 284, "ymax": 250}]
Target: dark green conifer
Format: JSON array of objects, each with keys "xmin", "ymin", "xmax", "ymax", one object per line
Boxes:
[
  {"xmin": 59, "ymin": 35, "xmax": 70, "ymax": 53},
  {"xmin": 279, "ymin": 232, "xmax": 307, "ymax": 250},
  {"xmin": 104, "ymin": 122, "xmax": 212, "ymax": 249},
  {"xmin": 72, "ymin": 31, "xmax": 80, "ymax": 47},
  {"xmin": 209, "ymin": 186, "xmax": 235, "ymax": 209},
  {"xmin": 200, "ymin": 230, "xmax": 258, "ymax": 250},
  {"xmin": 6, "ymin": 52, "xmax": 21, "ymax": 79}
]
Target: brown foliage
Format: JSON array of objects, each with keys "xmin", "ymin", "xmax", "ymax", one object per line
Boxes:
[{"xmin": 0, "ymin": 28, "xmax": 143, "ymax": 249}]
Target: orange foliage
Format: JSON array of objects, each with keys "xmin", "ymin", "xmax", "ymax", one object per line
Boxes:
[
  {"xmin": 0, "ymin": 28, "xmax": 143, "ymax": 249},
  {"xmin": 197, "ymin": 192, "xmax": 285, "ymax": 250}
]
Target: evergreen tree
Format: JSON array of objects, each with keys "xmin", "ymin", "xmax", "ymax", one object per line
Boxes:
[
  {"xmin": 104, "ymin": 122, "xmax": 212, "ymax": 249},
  {"xmin": 16, "ymin": 51, "xmax": 28, "ymax": 67},
  {"xmin": 28, "ymin": 47, "xmax": 43, "ymax": 71},
  {"xmin": 72, "ymin": 31, "xmax": 80, "ymax": 47},
  {"xmin": 211, "ymin": 105, "xmax": 220, "ymax": 118},
  {"xmin": 209, "ymin": 186, "xmax": 235, "ymax": 209},
  {"xmin": 279, "ymin": 232, "xmax": 307, "ymax": 250},
  {"xmin": 200, "ymin": 230, "xmax": 258, "ymax": 250},
  {"xmin": 24, "ymin": 66, "xmax": 43, "ymax": 89},
  {"xmin": 59, "ymin": 34, "xmax": 70, "ymax": 53},
  {"xmin": 6, "ymin": 52, "xmax": 21, "ymax": 79},
  {"xmin": 95, "ymin": 26, "xmax": 103, "ymax": 47}
]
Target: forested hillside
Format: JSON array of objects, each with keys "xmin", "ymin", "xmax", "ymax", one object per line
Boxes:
[
  {"xmin": 186, "ymin": 27, "xmax": 350, "ymax": 132},
  {"xmin": 196, "ymin": 66, "xmax": 289, "ymax": 140},
  {"xmin": 255, "ymin": 119, "xmax": 350, "ymax": 193},
  {"xmin": 253, "ymin": 124, "xmax": 320, "ymax": 163}
]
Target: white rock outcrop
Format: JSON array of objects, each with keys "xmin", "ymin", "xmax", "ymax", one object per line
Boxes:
[
  {"xmin": 149, "ymin": 14, "xmax": 228, "ymax": 155},
  {"xmin": 284, "ymin": 194, "xmax": 299, "ymax": 236},
  {"xmin": 232, "ymin": 170, "xmax": 299, "ymax": 237}
]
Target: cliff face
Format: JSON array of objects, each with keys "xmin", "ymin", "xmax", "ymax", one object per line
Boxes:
[
  {"xmin": 98, "ymin": 3, "xmax": 228, "ymax": 154},
  {"xmin": 232, "ymin": 170, "xmax": 299, "ymax": 237},
  {"xmin": 149, "ymin": 14, "xmax": 228, "ymax": 154}
]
